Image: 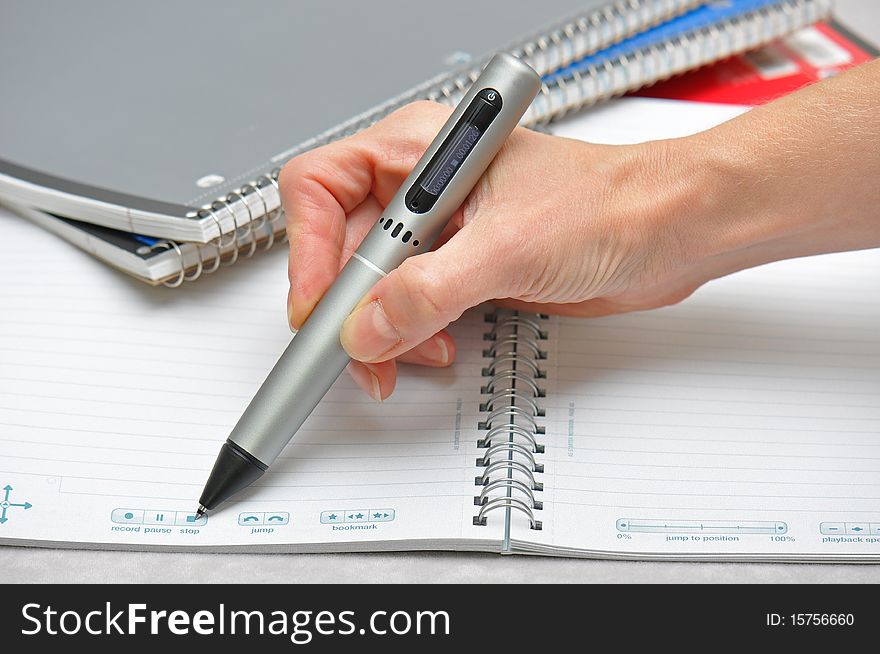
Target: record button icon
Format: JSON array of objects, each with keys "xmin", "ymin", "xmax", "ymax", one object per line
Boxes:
[{"xmin": 111, "ymin": 509, "xmax": 144, "ymax": 524}]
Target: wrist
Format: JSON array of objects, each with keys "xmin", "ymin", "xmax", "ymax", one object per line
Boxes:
[
  {"xmin": 637, "ymin": 125, "xmax": 876, "ymax": 284},
  {"xmin": 593, "ymin": 136, "xmax": 756, "ymax": 274},
  {"xmin": 658, "ymin": 133, "xmax": 770, "ymax": 259},
  {"xmin": 645, "ymin": 127, "xmax": 826, "ymax": 269}
]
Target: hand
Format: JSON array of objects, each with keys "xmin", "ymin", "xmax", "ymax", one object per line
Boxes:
[
  {"xmin": 280, "ymin": 59, "xmax": 880, "ymax": 400},
  {"xmin": 280, "ymin": 101, "xmax": 712, "ymax": 400}
]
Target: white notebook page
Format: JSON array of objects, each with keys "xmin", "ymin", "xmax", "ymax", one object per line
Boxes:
[
  {"xmin": 0, "ymin": 213, "xmax": 499, "ymax": 551},
  {"xmin": 514, "ymin": 98, "xmax": 880, "ymax": 559},
  {"xmin": 529, "ymin": 251, "xmax": 880, "ymax": 559}
]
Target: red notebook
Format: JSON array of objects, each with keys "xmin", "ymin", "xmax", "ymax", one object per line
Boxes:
[{"xmin": 635, "ymin": 21, "xmax": 876, "ymax": 106}]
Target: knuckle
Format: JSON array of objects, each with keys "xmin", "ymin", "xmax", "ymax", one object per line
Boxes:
[
  {"xmin": 277, "ymin": 162, "xmax": 299, "ymax": 218},
  {"xmin": 277, "ymin": 157, "xmax": 297, "ymax": 196},
  {"xmin": 395, "ymin": 256, "xmax": 456, "ymax": 326},
  {"xmin": 278, "ymin": 156, "xmax": 313, "ymax": 224},
  {"xmin": 277, "ymin": 151, "xmax": 315, "ymax": 201},
  {"xmin": 279, "ymin": 158, "xmax": 331, "ymax": 220}
]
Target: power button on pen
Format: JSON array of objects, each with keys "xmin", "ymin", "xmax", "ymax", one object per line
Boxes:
[{"xmin": 477, "ymin": 88, "xmax": 502, "ymax": 108}]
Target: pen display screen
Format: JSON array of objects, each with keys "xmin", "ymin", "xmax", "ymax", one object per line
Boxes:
[
  {"xmin": 405, "ymin": 88, "xmax": 501, "ymax": 214},
  {"xmin": 420, "ymin": 123, "xmax": 481, "ymax": 195}
]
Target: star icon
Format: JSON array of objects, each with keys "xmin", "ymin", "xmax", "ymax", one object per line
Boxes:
[
  {"xmin": 373, "ymin": 512, "xmax": 382, "ymax": 519},
  {"xmin": 355, "ymin": 513, "xmax": 364, "ymax": 519},
  {"xmin": 328, "ymin": 513, "xmax": 337, "ymax": 521}
]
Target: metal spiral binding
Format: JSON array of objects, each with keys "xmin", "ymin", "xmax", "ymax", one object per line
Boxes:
[
  {"xmin": 427, "ymin": 0, "xmax": 701, "ymax": 107},
  {"xmin": 157, "ymin": 171, "xmax": 287, "ymax": 287},
  {"xmin": 242, "ymin": 1, "xmax": 700, "ymax": 157},
  {"xmin": 523, "ymin": 0, "xmax": 832, "ymax": 124},
  {"xmin": 158, "ymin": 0, "xmax": 828, "ymax": 288},
  {"xmin": 473, "ymin": 310, "xmax": 549, "ymax": 531},
  {"xmin": 155, "ymin": 0, "xmax": 712, "ymax": 288},
  {"xmin": 145, "ymin": 240, "xmax": 186, "ymax": 288}
]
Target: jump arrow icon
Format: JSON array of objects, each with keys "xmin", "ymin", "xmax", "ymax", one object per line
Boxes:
[{"xmin": 0, "ymin": 484, "xmax": 32, "ymax": 524}]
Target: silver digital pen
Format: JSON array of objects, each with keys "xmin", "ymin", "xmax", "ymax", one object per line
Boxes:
[{"xmin": 196, "ymin": 53, "xmax": 541, "ymax": 515}]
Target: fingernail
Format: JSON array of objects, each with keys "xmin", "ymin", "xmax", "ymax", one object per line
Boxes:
[
  {"xmin": 369, "ymin": 371, "xmax": 382, "ymax": 402},
  {"xmin": 346, "ymin": 362, "xmax": 383, "ymax": 402},
  {"xmin": 420, "ymin": 336, "xmax": 449, "ymax": 365},
  {"xmin": 341, "ymin": 299, "xmax": 402, "ymax": 362},
  {"xmin": 287, "ymin": 299, "xmax": 297, "ymax": 334}
]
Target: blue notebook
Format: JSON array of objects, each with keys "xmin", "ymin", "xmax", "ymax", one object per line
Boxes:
[
  {"xmin": 520, "ymin": 0, "xmax": 832, "ymax": 121},
  {"xmin": 546, "ymin": 0, "xmax": 798, "ymax": 80}
]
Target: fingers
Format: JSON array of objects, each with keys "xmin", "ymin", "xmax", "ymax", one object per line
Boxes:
[
  {"xmin": 396, "ymin": 330, "xmax": 455, "ymax": 367},
  {"xmin": 286, "ymin": 195, "xmax": 384, "ymax": 331},
  {"xmin": 346, "ymin": 331, "xmax": 456, "ymax": 401},
  {"xmin": 346, "ymin": 360, "xmax": 395, "ymax": 402},
  {"xmin": 280, "ymin": 102, "xmax": 453, "ymax": 329},
  {"xmin": 340, "ymin": 221, "xmax": 513, "ymax": 363},
  {"xmin": 339, "ymin": 195, "xmax": 384, "ymax": 271},
  {"xmin": 281, "ymin": 142, "xmax": 373, "ymax": 329}
]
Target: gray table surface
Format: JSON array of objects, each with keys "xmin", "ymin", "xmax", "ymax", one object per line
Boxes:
[{"xmin": 5, "ymin": 1, "xmax": 879, "ymax": 584}]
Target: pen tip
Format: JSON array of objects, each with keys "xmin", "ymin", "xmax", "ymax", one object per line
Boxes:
[{"xmin": 195, "ymin": 504, "xmax": 208, "ymax": 518}]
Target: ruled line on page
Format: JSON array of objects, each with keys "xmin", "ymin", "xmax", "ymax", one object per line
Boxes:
[
  {"xmin": 0, "ymin": 214, "xmax": 493, "ymax": 546},
  {"xmin": 532, "ymin": 243, "xmax": 880, "ymax": 551}
]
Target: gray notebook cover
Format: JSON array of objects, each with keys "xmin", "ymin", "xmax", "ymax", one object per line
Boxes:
[{"xmin": 0, "ymin": 0, "xmax": 609, "ymax": 223}]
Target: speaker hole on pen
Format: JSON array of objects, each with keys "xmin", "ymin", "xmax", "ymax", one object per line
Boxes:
[
  {"xmin": 401, "ymin": 230, "xmax": 412, "ymax": 243},
  {"xmin": 391, "ymin": 223, "xmax": 403, "ymax": 238},
  {"xmin": 383, "ymin": 219, "xmax": 393, "ymax": 230}
]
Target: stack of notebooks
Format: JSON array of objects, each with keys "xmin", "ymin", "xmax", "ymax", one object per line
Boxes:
[{"xmin": 0, "ymin": 0, "xmax": 833, "ymax": 286}]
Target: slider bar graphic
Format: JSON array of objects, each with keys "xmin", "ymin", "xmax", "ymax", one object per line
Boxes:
[{"xmin": 616, "ymin": 518, "xmax": 787, "ymax": 535}]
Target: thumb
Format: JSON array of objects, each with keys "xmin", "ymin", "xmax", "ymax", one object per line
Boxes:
[{"xmin": 340, "ymin": 223, "xmax": 511, "ymax": 363}]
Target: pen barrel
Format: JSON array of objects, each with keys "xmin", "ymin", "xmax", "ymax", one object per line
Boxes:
[
  {"xmin": 227, "ymin": 257, "xmax": 383, "ymax": 465},
  {"xmin": 227, "ymin": 54, "xmax": 541, "ymax": 469}
]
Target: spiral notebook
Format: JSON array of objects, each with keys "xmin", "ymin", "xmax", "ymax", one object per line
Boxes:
[
  {"xmin": 2, "ymin": 0, "xmax": 833, "ymax": 289},
  {"xmin": 2, "ymin": 97, "xmax": 878, "ymax": 561},
  {"xmin": 0, "ymin": 0, "xmax": 829, "ymax": 268},
  {"xmin": 5, "ymin": 205, "xmax": 286, "ymax": 287},
  {"xmin": 0, "ymin": 0, "xmax": 698, "ymax": 244}
]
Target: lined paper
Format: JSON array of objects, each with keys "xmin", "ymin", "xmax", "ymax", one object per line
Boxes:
[
  {"xmin": 520, "ymin": 98, "xmax": 880, "ymax": 558},
  {"xmin": 0, "ymin": 213, "xmax": 497, "ymax": 550},
  {"xmin": 529, "ymin": 252, "xmax": 880, "ymax": 558},
  {"xmin": 4, "ymin": 96, "xmax": 878, "ymax": 559}
]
